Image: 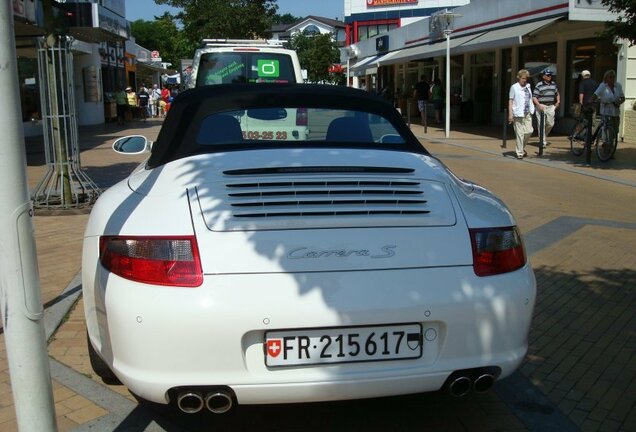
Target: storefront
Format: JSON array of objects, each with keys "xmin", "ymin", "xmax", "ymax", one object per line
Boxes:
[
  {"xmin": 14, "ymin": 1, "xmax": 130, "ymax": 135},
  {"xmin": 348, "ymin": 0, "xmax": 632, "ymax": 135}
]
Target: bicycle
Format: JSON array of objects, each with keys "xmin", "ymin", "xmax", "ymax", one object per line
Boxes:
[{"xmin": 569, "ymin": 113, "xmax": 616, "ymax": 162}]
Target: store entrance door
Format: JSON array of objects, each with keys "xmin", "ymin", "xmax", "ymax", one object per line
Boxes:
[{"xmin": 472, "ymin": 65, "xmax": 494, "ymax": 124}]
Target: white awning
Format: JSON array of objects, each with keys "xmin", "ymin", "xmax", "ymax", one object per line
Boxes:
[
  {"xmin": 376, "ymin": 16, "xmax": 561, "ymax": 66},
  {"xmin": 376, "ymin": 33, "xmax": 485, "ymax": 66},
  {"xmin": 454, "ymin": 17, "xmax": 561, "ymax": 54},
  {"xmin": 350, "ymin": 54, "xmax": 383, "ymax": 71}
]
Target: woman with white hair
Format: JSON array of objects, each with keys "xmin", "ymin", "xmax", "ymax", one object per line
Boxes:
[
  {"xmin": 594, "ymin": 69, "xmax": 625, "ymax": 156},
  {"xmin": 508, "ymin": 69, "xmax": 535, "ymax": 159}
]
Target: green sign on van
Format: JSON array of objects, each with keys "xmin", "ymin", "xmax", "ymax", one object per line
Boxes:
[{"xmin": 257, "ymin": 60, "xmax": 280, "ymax": 78}]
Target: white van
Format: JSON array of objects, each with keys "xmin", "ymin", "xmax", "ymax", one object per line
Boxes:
[
  {"xmin": 188, "ymin": 39, "xmax": 308, "ymax": 140},
  {"xmin": 189, "ymin": 39, "xmax": 304, "ymax": 87}
]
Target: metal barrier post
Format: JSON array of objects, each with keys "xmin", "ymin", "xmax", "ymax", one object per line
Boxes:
[
  {"xmin": 585, "ymin": 110, "xmax": 593, "ymax": 165},
  {"xmin": 538, "ymin": 111, "xmax": 545, "ymax": 156},
  {"xmin": 407, "ymin": 100, "xmax": 411, "ymax": 128},
  {"xmin": 424, "ymin": 103, "xmax": 428, "ymax": 134},
  {"xmin": 502, "ymin": 109, "xmax": 508, "ymax": 148}
]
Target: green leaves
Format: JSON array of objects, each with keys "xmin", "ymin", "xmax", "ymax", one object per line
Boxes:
[
  {"xmin": 290, "ymin": 32, "xmax": 342, "ymax": 83},
  {"xmin": 154, "ymin": 0, "xmax": 278, "ymax": 46},
  {"xmin": 601, "ymin": 0, "xmax": 636, "ymax": 45}
]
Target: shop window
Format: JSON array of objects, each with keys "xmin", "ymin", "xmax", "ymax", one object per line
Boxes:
[
  {"xmin": 566, "ymin": 38, "xmax": 618, "ymax": 115},
  {"xmin": 18, "ymin": 58, "xmax": 40, "ymax": 122},
  {"xmin": 519, "ymin": 43, "xmax": 557, "ymax": 86},
  {"xmin": 357, "ymin": 26, "xmax": 368, "ymax": 41},
  {"xmin": 500, "ymin": 48, "xmax": 512, "ymax": 112}
]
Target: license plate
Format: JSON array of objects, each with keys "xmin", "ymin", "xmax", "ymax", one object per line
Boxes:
[{"xmin": 265, "ymin": 323, "xmax": 422, "ymax": 367}]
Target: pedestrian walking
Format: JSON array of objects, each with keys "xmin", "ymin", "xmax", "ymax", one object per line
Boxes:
[
  {"xmin": 430, "ymin": 78, "xmax": 444, "ymax": 124},
  {"xmin": 114, "ymin": 86, "xmax": 127, "ymax": 125},
  {"xmin": 508, "ymin": 69, "xmax": 535, "ymax": 160},
  {"xmin": 532, "ymin": 68, "xmax": 560, "ymax": 148},
  {"xmin": 413, "ymin": 75, "xmax": 430, "ymax": 126},
  {"xmin": 578, "ymin": 70, "xmax": 598, "ymax": 115},
  {"xmin": 125, "ymin": 86, "xmax": 137, "ymax": 120},
  {"xmin": 594, "ymin": 69, "xmax": 625, "ymax": 152},
  {"xmin": 137, "ymin": 86, "xmax": 149, "ymax": 120},
  {"xmin": 150, "ymin": 84, "xmax": 161, "ymax": 117},
  {"xmin": 160, "ymin": 86, "xmax": 171, "ymax": 117}
]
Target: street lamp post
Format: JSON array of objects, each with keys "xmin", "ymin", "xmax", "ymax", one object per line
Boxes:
[
  {"xmin": 444, "ymin": 29, "xmax": 451, "ymax": 138},
  {"xmin": 438, "ymin": 10, "xmax": 459, "ymax": 139}
]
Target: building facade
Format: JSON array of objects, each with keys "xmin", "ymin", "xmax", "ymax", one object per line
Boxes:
[
  {"xmin": 13, "ymin": 1, "xmax": 170, "ymax": 135},
  {"xmin": 344, "ymin": 0, "xmax": 469, "ymax": 44},
  {"xmin": 271, "ymin": 16, "xmax": 346, "ymax": 46},
  {"xmin": 347, "ymin": 0, "xmax": 634, "ymax": 138}
]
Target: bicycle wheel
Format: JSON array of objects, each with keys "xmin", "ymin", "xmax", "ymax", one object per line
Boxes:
[
  {"xmin": 569, "ymin": 118, "xmax": 587, "ymax": 156},
  {"xmin": 596, "ymin": 124, "xmax": 616, "ymax": 162}
]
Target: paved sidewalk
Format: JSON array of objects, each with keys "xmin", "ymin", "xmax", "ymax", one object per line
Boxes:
[
  {"xmin": 0, "ymin": 117, "xmax": 634, "ymax": 431},
  {"xmin": 1, "ymin": 118, "xmax": 161, "ymax": 431}
]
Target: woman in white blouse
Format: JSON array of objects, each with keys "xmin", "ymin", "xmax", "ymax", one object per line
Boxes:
[
  {"xmin": 594, "ymin": 70, "xmax": 625, "ymax": 142},
  {"xmin": 508, "ymin": 69, "xmax": 535, "ymax": 159}
]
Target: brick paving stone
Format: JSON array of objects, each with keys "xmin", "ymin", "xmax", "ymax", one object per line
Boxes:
[
  {"xmin": 65, "ymin": 404, "xmax": 108, "ymax": 424},
  {"xmin": 570, "ymin": 408, "xmax": 591, "ymax": 426},
  {"xmin": 581, "ymin": 419, "xmax": 602, "ymax": 431},
  {"xmin": 599, "ymin": 418, "xmax": 623, "ymax": 432},
  {"xmin": 588, "ymin": 407, "xmax": 610, "ymax": 423},
  {"xmin": 557, "ymin": 398, "xmax": 577, "ymax": 416}
]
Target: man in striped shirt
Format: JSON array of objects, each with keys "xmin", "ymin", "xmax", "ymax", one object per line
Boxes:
[{"xmin": 533, "ymin": 69, "xmax": 560, "ymax": 148}]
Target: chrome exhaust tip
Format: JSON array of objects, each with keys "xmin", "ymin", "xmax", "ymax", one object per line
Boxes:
[
  {"xmin": 205, "ymin": 391, "xmax": 233, "ymax": 414},
  {"xmin": 473, "ymin": 373, "xmax": 495, "ymax": 393},
  {"xmin": 448, "ymin": 376, "xmax": 472, "ymax": 397},
  {"xmin": 177, "ymin": 392, "xmax": 204, "ymax": 414}
]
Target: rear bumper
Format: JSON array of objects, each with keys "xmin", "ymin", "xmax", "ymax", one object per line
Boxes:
[{"xmin": 83, "ymin": 263, "xmax": 535, "ymax": 405}]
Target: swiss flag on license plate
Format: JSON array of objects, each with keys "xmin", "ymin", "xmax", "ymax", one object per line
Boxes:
[{"xmin": 266, "ymin": 339, "xmax": 282, "ymax": 357}]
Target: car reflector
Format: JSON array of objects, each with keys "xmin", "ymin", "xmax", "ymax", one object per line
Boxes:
[
  {"xmin": 99, "ymin": 236, "xmax": 203, "ymax": 287},
  {"xmin": 296, "ymin": 108, "xmax": 308, "ymax": 126},
  {"xmin": 469, "ymin": 227, "xmax": 526, "ymax": 277}
]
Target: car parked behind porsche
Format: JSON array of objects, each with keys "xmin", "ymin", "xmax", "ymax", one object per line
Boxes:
[{"xmin": 83, "ymin": 84, "xmax": 535, "ymax": 414}]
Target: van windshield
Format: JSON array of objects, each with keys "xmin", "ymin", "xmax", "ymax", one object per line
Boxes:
[{"xmin": 196, "ymin": 52, "xmax": 297, "ymax": 86}]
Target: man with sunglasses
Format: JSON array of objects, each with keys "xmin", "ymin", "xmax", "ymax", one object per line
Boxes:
[{"xmin": 533, "ymin": 68, "xmax": 560, "ymax": 150}]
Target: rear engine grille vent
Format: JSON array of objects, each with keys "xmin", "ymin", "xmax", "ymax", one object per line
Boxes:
[{"xmin": 225, "ymin": 179, "xmax": 430, "ymax": 219}]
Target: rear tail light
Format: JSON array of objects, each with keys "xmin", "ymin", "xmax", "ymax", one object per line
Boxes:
[
  {"xmin": 296, "ymin": 108, "xmax": 308, "ymax": 126},
  {"xmin": 469, "ymin": 227, "xmax": 526, "ymax": 277},
  {"xmin": 99, "ymin": 236, "xmax": 203, "ymax": 287}
]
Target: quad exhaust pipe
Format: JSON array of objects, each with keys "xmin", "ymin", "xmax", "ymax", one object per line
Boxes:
[
  {"xmin": 446, "ymin": 368, "xmax": 499, "ymax": 397},
  {"xmin": 205, "ymin": 391, "xmax": 233, "ymax": 414},
  {"xmin": 176, "ymin": 392, "xmax": 204, "ymax": 414},
  {"xmin": 176, "ymin": 388, "xmax": 234, "ymax": 414},
  {"xmin": 473, "ymin": 373, "xmax": 495, "ymax": 393}
]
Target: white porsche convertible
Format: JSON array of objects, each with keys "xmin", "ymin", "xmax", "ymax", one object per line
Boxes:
[{"xmin": 82, "ymin": 84, "xmax": 535, "ymax": 414}]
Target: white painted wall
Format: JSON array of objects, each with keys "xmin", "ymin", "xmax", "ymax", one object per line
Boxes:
[{"xmin": 73, "ymin": 45, "xmax": 105, "ymax": 126}]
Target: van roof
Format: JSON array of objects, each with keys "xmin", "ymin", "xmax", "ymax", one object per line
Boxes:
[{"xmin": 200, "ymin": 39, "xmax": 286, "ymax": 48}]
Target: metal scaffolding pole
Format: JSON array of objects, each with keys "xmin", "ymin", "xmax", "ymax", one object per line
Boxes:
[
  {"xmin": 31, "ymin": 36, "xmax": 100, "ymax": 210},
  {"xmin": 0, "ymin": 4, "xmax": 58, "ymax": 430}
]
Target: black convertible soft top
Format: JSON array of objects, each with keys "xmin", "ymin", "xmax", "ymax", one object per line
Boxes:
[{"xmin": 147, "ymin": 84, "xmax": 429, "ymax": 168}]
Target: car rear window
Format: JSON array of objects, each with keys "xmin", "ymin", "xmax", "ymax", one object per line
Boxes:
[
  {"xmin": 193, "ymin": 108, "xmax": 404, "ymax": 146},
  {"xmin": 196, "ymin": 52, "xmax": 297, "ymax": 86}
]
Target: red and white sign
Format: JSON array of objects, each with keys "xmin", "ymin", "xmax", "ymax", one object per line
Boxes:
[
  {"xmin": 151, "ymin": 50, "xmax": 160, "ymax": 59},
  {"xmin": 266, "ymin": 339, "xmax": 282, "ymax": 357},
  {"xmin": 367, "ymin": 0, "xmax": 417, "ymax": 7}
]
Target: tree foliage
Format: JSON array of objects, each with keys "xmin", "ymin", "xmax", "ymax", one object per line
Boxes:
[
  {"xmin": 290, "ymin": 32, "xmax": 341, "ymax": 83},
  {"xmin": 130, "ymin": 13, "xmax": 193, "ymax": 66},
  {"xmin": 602, "ymin": 0, "xmax": 636, "ymax": 45},
  {"xmin": 273, "ymin": 13, "xmax": 301, "ymax": 25},
  {"xmin": 154, "ymin": 0, "xmax": 278, "ymax": 46}
]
